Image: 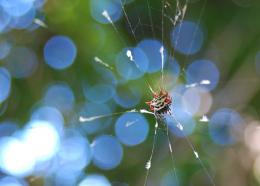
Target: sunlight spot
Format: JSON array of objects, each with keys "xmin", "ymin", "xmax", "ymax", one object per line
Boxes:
[
  {"xmin": 126, "ymin": 49, "xmax": 134, "ymax": 61},
  {"xmin": 194, "ymin": 151, "xmax": 199, "ymax": 159},
  {"xmin": 145, "ymin": 160, "xmax": 151, "ymax": 170},
  {"xmin": 200, "ymin": 115, "xmax": 209, "ymax": 122}
]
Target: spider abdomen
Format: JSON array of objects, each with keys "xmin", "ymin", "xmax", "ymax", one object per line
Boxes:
[{"xmin": 146, "ymin": 90, "xmax": 172, "ymax": 115}]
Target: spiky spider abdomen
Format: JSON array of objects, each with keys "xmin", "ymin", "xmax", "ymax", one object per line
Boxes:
[{"xmin": 146, "ymin": 90, "xmax": 172, "ymax": 116}]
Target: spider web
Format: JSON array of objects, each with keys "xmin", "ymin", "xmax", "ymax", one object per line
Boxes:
[{"xmin": 79, "ymin": 0, "xmax": 216, "ymax": 185}]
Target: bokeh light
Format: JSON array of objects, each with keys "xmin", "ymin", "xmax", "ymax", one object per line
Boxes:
[
  {"xmin": 34, "ymin": 0, "xmax": 47, "ymax": 8},
  {"xmin": 0, "ymin": 121, "xmax": 18, "ymax": 138},
  {"xmin": 0, "ymin": 41, "xmax": 11, "ymax": 59},
  {"xmin": 93, "ymin": 66, "xmax": 118, "ymax": 86},
  {"xmin": 244, "ymin": 122, "xmax": 260, "ymax": 154},
  {"xmin": 0, "ymin": 176, "xmax": 27, "ymax": 186},
  {"xmin": 58, "ymin": 129, "xmax": 92, "ymax": 171},
  {"xmin": 78, "ymin": 174, "xmax": 111, "ymax": 186},
  {"xmin": 44, "ymin": 35, "xmax": 77, "ymax": 70},
  {"xmin": 113, "ymin": 85, "xmax": 142, "ymax": 108},
  {"xmin": 30, "ymin": 106, "xmax": 64, "ymax": 136},
  {"xmin": 78, "ymin": 103, "xmax": 112, "ymax": 134},
  {"xmin": 137, "ymin": 39, "xmax": 167, "ymax": 73},
  {"xmin": 209, "ymin": 108, "xmax": 244, "ymax": 145},
  {"xmin": 0, "ymin": 68, "xmax": 11, "ymax": 103},
  {"xmin": 4, "ymin": 47, "xmax": 38, "ymax": 78},
  {"xmin": 180, "ymin": 86, "xmax": 212, "ymax": 117},
  {"xmin": 194, "ymin": 88, "xmax": 213, "ymax": 116},
  {"xmin": 1, "ymin": 0, "xmax": 33, "ymax": 17},
  {"xmin": 115, "ymin": 47, "xmax": 149, "ymax": 80},
  {"xmin": 91, "ymin": 135, "xmax": 123, "ymax": 170},
  {"xmin": 84, "ymin": 83, "xmax": 115, "ymax": 103},
  {"xmin": 166, "ymin": 108, "xmax": 196, "ymax": 137},
  {"xmin": 0, "ymin": 0, "xmax": 47, "ymax": 33},
  {"xmin": 54, "ymin": 168, "xmax": 82, "ymax": 186},
  {"xmin": 22, "ymin": 120, "xmax": 60, "ymax": 162},
  {"xmin": 115, "ymin": 112, "xmax": 149, "ymax": 146},
  {"xmin": 186, "ymin": 59, "xmax": 220, "ymax": 91},
  {"xmin": 170, "ymin": 84, "xmax": 188, "ymax": 111},
  {"xmin": 171, "ymin": 21, "xmax": 204, "ymax": 55},
  {"xmin": 0, "ymin": 7, "xmax": 11, "ymax": 33},
  {"xmin": 43, "ymin": 83, "xmax": 75, "ymax": 114},
  {"xmin": 182, "ymin": 87, "xmax": 201, "ymax": 116},
  {"xmin": 0, "ymin": 137, "xmax": 35, "ymax": 177},
  {"xmin": 90, "ymin": 0, "xmax": 122, "ymax": 24},
  {"xmin": 165, "ymin": 57, "xmax": 181, "ymax": 80},
  {"xmin": 9, "ymin": 7, "xmax": 36, "ymax": 29}
]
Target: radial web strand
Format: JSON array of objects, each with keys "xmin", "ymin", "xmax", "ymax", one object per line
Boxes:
[
  {"xmin": 144, "ymin": 119, "xmax": 159, "ymax": 186},
  {"xmin": 169, "ymin": 114, "xmax": 216, "ymax": 186},
  {"xmin": 146, "ymin": 0, "xmax": 155, "ymax": 38},
  {"xmin": 79, "ymin": 109, "xmax": 154, "ymax": 123},
  {"xmin": 165, "ymin": 121, "xmax": 179, "ymax": 185},
  {"xmin": 120, "ymin": 0, "xmax": 137, "ymax": 42}
]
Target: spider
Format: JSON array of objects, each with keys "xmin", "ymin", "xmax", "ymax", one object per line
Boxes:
[{"xmin": 145, "ymin": 89, "xmax": 172, "ymax": 116}]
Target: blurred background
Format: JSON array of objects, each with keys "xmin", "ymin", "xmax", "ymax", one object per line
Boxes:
[{"xmin": 1, "ymin": 0, "xmax": 260, "ymax": 185}]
